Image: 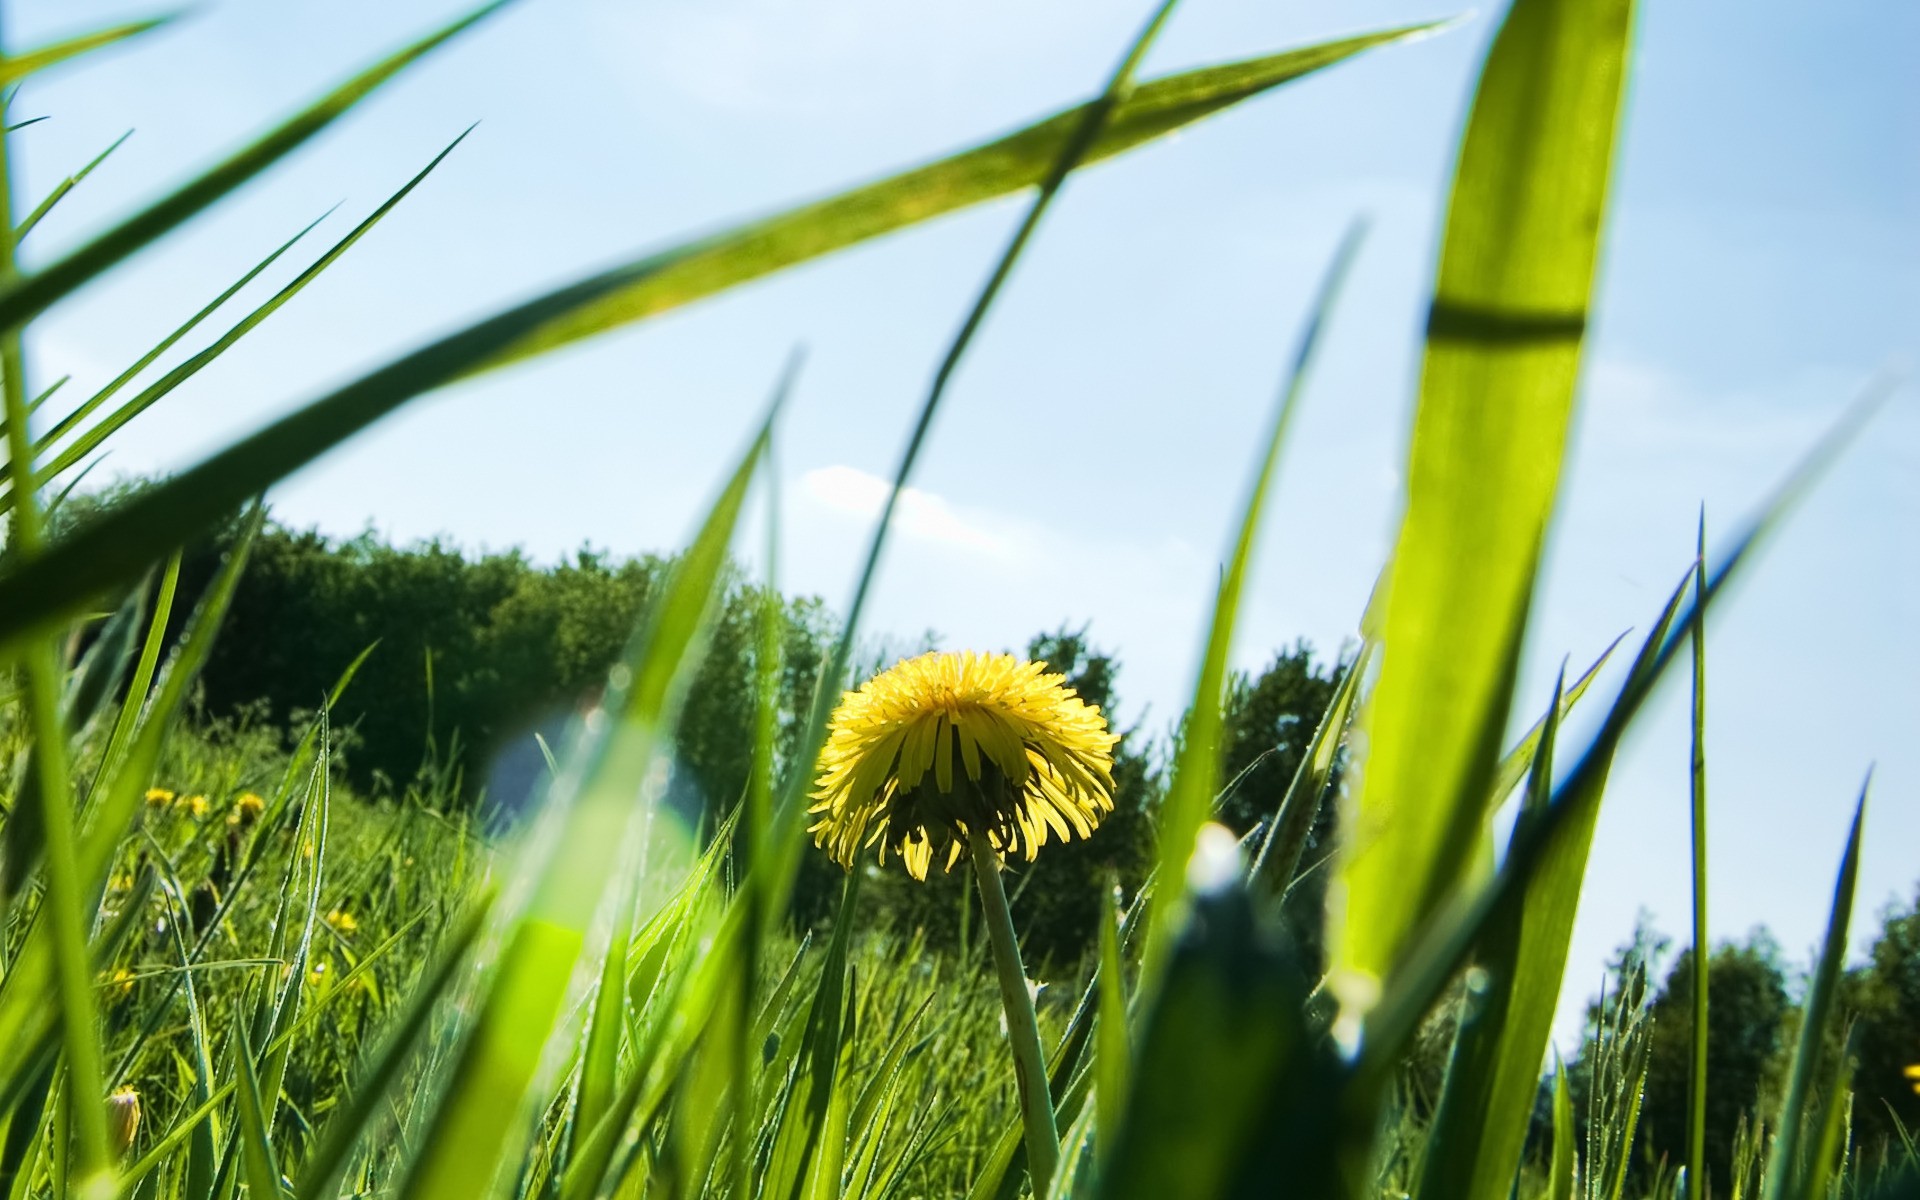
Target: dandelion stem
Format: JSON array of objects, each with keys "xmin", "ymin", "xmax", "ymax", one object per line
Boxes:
[{"xmin": 968, "ymin": 835, "xmax": 1059, "ymax": 1196}]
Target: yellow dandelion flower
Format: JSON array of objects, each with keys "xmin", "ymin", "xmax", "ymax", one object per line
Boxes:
[
  {"xmin": 229, "ymin": 792, "xmax": 266, "ymax": 825},
  {"xmin": 177, "ymin": 794, "xmax": 208, "ymax": 818},
  {"xmin": 106, "ymin": 1086, "xmax": 141, "ymax": 1157},
  {"xmin": 1905, "ymin": 1062, "xmax": 1920, "ymax": 1095},
  {"xmin": 809, "ymin": 651, "xmax": 1117, "ymax": 881},
  {"xmin": 144, "ymin": 788, "xmax": 174, "ymax": 808},
  {"xmin": 325, "ymin": 909, "xmax": 358, "ymax": 934},
  {"xmin": 103, "ymin": 967, "xmax": 136, "ymax": 996}
]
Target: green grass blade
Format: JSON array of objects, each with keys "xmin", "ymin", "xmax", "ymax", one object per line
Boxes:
[
  {"xmin": 0, "ymin": 25, "xmax": 1433, "ymax": 650},
  {"xmin": 1095, "ymin": 882, "xmax": 1130, "ymax": 1170},
  {"xmin": 25, "ymin": 132, "xmax": 469, "ymax": 494},
  {"xmin": 1762, "ymin": 786, "xmax": 1867, "ymax": 1200},
  {"xmin": 230, "ymin": 1009, "xmax": 286, "ymax": 1200},
  {"xmin": 467, "ymin": 23, "xmax": 1435, "ymax": 376},
  {"xmin": 1550, "ymin": 1054, "xmax": 1575, "ymax": 1200},
  {"xmin": 396, "ymin": 405, "xmax": 774, "ymax": 1200},
  {"xmin": 1413, "ymin": 661, "xmax": 1588, "ymax": 1200},
  {"xmin": 15, "ymin": 128, "xmax": 133, "ymax": 241},
  {"xmin": 1144, "ymin": 220, "xmax": 1364, "ymax": 981},
  {"xmin": 1483, "ymin": 631, "xmax": 1624, "ymax": 812},
  {"xmin": 1358, "ymin": 378, "xmax": 1890, "ymax": 1075},
  {"xmin": 1687, "ymin": 510, "xmax": 1710, "ymax": 1192},
  {"xmin": 1248, "ymin": 636, "xmax": 1371, "ymax": 894},
  {"xmin": 30, "ymin": 210, "xmax": 330, "ymax": 462},
  {"xmin": 293, "ymin": 896, "xmax": 494, "ymax": 1200},
  {"xmin": 1332, "ymin": 0, "xmax": 1639, "ymax": 1014},
  {"xmin": 0, "ymin": 17, "xmax": 173, "ymax": 85},
  {"xmin": 0, "ymin": 3, "xmax": 506, "ymax": 337},
  {"xmin": 85, "ymin": 553, "xmax": 179, "ymax": 804}
]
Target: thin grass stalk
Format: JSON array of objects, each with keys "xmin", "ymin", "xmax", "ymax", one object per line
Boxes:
[
  {"xmin": 1688, "ymin": 511, "xmax": 1710, "ymax": 1193},
  {"xmin": 967, "ymin": 835, "xmax": 1059, "ymax": 1196}
]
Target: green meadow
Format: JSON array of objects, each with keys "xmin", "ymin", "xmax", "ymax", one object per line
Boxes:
[{"xmin": 0, "ymin": 2, "xmax": 1912, "ymax": 1200}]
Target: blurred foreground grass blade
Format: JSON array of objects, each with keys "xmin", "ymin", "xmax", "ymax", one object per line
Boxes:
[
  {"xmin": 1095, "ymin": 882, "xmax": 1130, "ymax": 1169},
  {"xmin": 1360, "ymin": 565, "xmax": 1689, "ymax": 1084},
  {"xmin": 24, "ymin": 131, "xmax": 472, "ymax": 497},
  {"xmin": 0, "ymin": 22, "xmax": 1435, "ymax": 651},
  {"xmin": 0, "ymin": 16, "xmax": 172, "ymax": 86},
  {"xmin": 1415, "ymin": 662, "xmax": 1591, "ymax": 1200},
  {"xmin": 1356, "ymin": 378, "xmax": 1890, "ymax": 1083},
  {"xmin": 0, "ymin": 3, "xmax": 506, "ymax": 337},
  {"xmin": 1333, "ymin": 0, "xmax": 1638, "ymax": 1009},
  {"xmin": 1762, "ymin": 787, "xmax": 1866, "ymax": 1200},
  {"xmin": 397, "ymin": 406, "xmax": 773, "ymax": 1200},
  {"xmin": 470, "ymin": 23, "xmax": 1436, "ymax": 375},
  {"xmin": 15, "ymin": 127, "xmax": 133, "ymax": 241},
  {"xmin": 1144, "ymin": 221, "xmax": 1364, "ymax": 981}
]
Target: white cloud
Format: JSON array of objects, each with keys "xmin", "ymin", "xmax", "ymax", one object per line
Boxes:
[{"xmin": 799, "ymin": 464, "xmax": 1005, "ymax": 553}]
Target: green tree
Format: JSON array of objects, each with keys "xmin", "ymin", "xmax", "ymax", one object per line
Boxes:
[
  {"xmin": 1843, "ymin": 886, "xmax": 1920, "ymax": 1155},
  {"xmin": 1638, "ymin": 932, "xmax": 1792, "ymax": 1191}
]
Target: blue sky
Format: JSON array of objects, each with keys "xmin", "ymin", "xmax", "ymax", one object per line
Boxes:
[{"xmin": 11, "ymin": 0, "xmax": 1917, "ymax": 1043}]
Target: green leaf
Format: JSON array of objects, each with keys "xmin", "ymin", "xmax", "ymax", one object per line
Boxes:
[
  {"xmin": 1145, "ymin": 220, "xmax": 1365, "ymax": 981},
  {"xmin": 0, "ymin": 17, "xmax": 173, "ymax": 86},
  {"xmin": 1415, "ymin": 660, "xmax": 1598, "ymax": 1200},
  {"xmin": 15, "ymin": 128, "xmax": 133, "ymax": 241},
  {"xmin": 1332, "ymin": 0, "xmax": 1640, "ymax": 1013},
  {"xmin": 1549, "ymin": 1054, "xmax": 1575, "ymax": 1200},
  {"xmin": 1687, "ymin": 510, "xmax": 1711, "ymax": 1190},
  {"xmin": 0, "ymin": 3, "xmax": 507, "ymax": 338},
  {"xmin": 1762, "ymin": 786, "xmax": 1867, "ymax": 1200}
]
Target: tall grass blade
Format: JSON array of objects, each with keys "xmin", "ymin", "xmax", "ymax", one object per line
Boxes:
[
  {"xmin": 1144, "ymin": 220, "xmax": 1364, "ymax": 980},
  {"xmin": 1687, "ymin": 510, "xmax": 1710, "ymax": 1192},
  {"xmin": 1333, "ymin": 0, "xmax": 1640, "ymax": 1017},
  {"xmin": 1095, "ymin": 881, "xmax": 1130, "ymax": 1171},
  {"xmin": 1550, "ymin": 1054, "xmax": 1575, "ymax": 1200},
  {"xmin": 0, "ymin": 3, "xmax": 507, "ymax": 337},
  {"xmin": 1414, "ymin": 660, "xmax": 1596, "ymax": 1200},
  {"xmin": 1762, "ymin": 786, "xmax": 1867, "ymax": 1200},
  {"xmin": 15, "ymin": 128, "xmax": 132, "ymax": 241},
  {"xmin": 0, "ymin": 17, "xmax": 172, "ymax": 86},
  {"xmin": 23, "ymin": 131, "xmax": 466, "ymax": 498}
]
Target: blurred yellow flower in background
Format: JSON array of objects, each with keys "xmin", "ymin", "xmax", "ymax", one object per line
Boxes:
[
  {"xmin": 230, "ymin": 791, "xmax": 266, "ymax": 825},
  {"xmin": 326, "ymin": 909, "xmax": 358, "ymax": 934},
  {"xmin": 144, "ymin": 788, "xmax": 173, "ymax": 808},
  {"xmin": 178, "ymin": 794, "xmax": 209, "ymax": 818},
  {"xmin": 810, "ymin": 651, "xmax": 1117, "ymax": 880}
]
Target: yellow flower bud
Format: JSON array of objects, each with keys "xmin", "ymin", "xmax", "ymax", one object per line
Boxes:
[{"xmin": 106, "ymin": 1087, "xmax": 140, "ymax": 1157}]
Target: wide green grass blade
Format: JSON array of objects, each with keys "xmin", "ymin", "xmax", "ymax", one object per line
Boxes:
[
  {"xmin": 1332, "ymin": 0, "xmax": 1639, "ymax": 1017},
  {"xmin": 230, "ymin": 1009, "xmax": 285, "ymax": 1200},
  {"xmin": 22, "ymin": 130, "xmax": 470, "ymax": 498},
  {"xmin": 0, "ymin": 17, "xmax": 173, "ymax": 86},
  {"xmin": 1762, "ymin": 787, "xmax": 1866, "ymax": 1200},
  {"xmin": 1414, "ymin": 661, "xmax": 1596, "ymax": 1200},
  {"xmin": 1355, "ymin": 377, "xmax": 1889, "ymax": 1083},
  {"xmin": 1687, "ymin": 511, "xmax": 1710, "ymax": 1192},
  {"xmin": 0, "ymin": 3, "xmax": 507, "ymax": 337},
  {"xmin": 15, "ymin": 128, "xmax": 132, "ymax": 241},
  {"xmin": 1144, "ymin": 221, "xmax": 1364, "ymax": 981},
  {"xmin": 396, "ymin": 405, "xmax": 773, "ymax": 1200},
  {"xmin": 0, "ymin": 23, "xmax": 1433, "ymax": 650}
]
